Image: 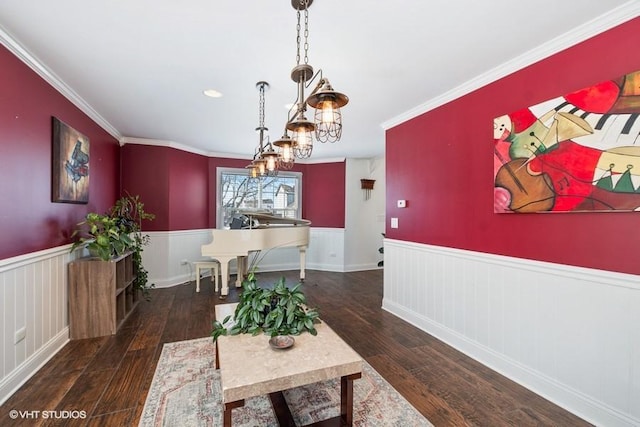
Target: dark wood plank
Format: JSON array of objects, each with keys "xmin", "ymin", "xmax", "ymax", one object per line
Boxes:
[
  {"xmin": 367, "ymin": 353, "xmax": 471, "ymax": 427},
  {"xmin": 157, "ymin": 283, "xmax": 195, "ymax": 344},
  {"xmin": 85, "ymin": 409, "xmax": 133, "ymax": 427},
  {"xmin": 0, "ymin": 364, "xmax": 86, "ymax": 427},
  {"xmin": 127, "ymin": 290, "xmax": 173, "ymax": 351},
  {"xmin": 92, "ymin": 347, "xmax": 155, "ymax": 416},
  {"xmin": 129, "ymin": 351, "xmax": 162, "ymax": 427},
  {"xmin": 42, "ymin": 369, "xmax": 116, "ymax": 427},
  {"xmin": 86, "ymin": 327, "xmax": 137, "ymax": 371}
]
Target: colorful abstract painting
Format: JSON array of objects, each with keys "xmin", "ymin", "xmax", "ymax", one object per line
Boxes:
[
  {"xmin": 493, "ymin": 70, "xmax": 640, "ymax": 213},
  {"xmin": 52, "ymin": 117, "xmax": 90, "ymax": 203}
]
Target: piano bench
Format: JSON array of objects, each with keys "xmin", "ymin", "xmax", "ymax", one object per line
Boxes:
[{"xmin": 194, "ymin": 260, "xmax": 220, "ymax": 293}]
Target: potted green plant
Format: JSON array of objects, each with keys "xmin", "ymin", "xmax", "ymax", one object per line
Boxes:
[
  {"xmin": 211, "ymin": 273, "xmax": 320, "ymax": 342},
  {"xmin": 71, "ymin": 212, "xmax": 133, "ymax": 261},
  {"xmin": 71, "ymin": 194, "xmax": 155, "ymax": 297}
]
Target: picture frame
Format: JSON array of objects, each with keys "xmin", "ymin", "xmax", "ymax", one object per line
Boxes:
[{"xmin": 52, "ymin": 117, "xmax": 90, "ymax": 203}]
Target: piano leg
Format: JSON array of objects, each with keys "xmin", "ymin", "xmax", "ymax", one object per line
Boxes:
[
  {"xmin": 218, "ymin": 257, "xmax": 233, "ymax": 298},
  {"xmin": 299, "ymin": 246, "xmax": 307, "ymax": 281},
  {"xmin": 236, "ymin": 256, "xmax": 247, "ymax": 287}
]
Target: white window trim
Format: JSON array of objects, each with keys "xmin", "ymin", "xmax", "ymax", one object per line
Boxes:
[{"xmin": 216, "ymin": 167, "xmax": 303, "ymax": 229}]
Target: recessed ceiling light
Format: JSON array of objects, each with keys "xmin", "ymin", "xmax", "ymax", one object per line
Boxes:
[{"xmin": 203, "ymin": 89, "xmax": 223, "ymax": 98}]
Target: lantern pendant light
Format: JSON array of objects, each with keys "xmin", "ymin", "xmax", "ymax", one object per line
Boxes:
[{"xmin": 283, "ymin": 0, "xmax": 349, "ymax": 159}]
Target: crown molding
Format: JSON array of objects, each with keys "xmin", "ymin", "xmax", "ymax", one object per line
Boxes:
[
  {"xmin": 0, "ymin": 26, "xmax": 122, "ymax": 140},
  {"xmin": 120, "ymin": 137, "xmax": 215, "ymax": 156},
  {"xmin": 381, "ymin": 1, "xmax": 640, "ymax": 130},
  {"xmin": 120, "ymin": 137, "xmax": 346, "ymax": 163},
  {"xmin": 121, "ymin": 137, "xmax": 253, "ymax": 160},
  {"xmin": 297, "ymin": 157, "xmax": 346, "ymax": 164}
]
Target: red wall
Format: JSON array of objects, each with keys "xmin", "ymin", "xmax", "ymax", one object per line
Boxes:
[
  {"xmin": 386, "ymin": 17, "xmax": 640, "ymax": 275},
  {"xmin": 121, "ymin": 144, "xmax": 170, "ymax": 230},
  {"xmin": 0, "ymin": 45, "xmax": 120, "ymax": 260},
  {"xmin": 168, "ymin": 148, "xmax": 209, "ymax": 230},
  {"xmin": 121, "ymin": 144, "xmax": 209, "ymax": 230},
  {"xmin": 303, "ymin": 162, "xmax": 345, "ymax": 228}
]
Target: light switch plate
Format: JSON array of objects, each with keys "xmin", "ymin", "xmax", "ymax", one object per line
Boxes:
[{"xmin": 14, "ymin": 327, "xmax": 26, "ymax": 344}]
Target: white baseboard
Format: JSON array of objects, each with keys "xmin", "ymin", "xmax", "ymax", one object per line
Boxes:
[{"xmin": 0, "ymin": 328, "xmax": 69, "ymax": 405}]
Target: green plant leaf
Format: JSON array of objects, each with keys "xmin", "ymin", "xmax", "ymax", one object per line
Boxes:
[
  {"xmin": 239, "ymin": 315, "xmax": 248, "ymax": 329},
  {"xmin": 304, "ymin": 318, "xmax": 313, "ymax": 330},
  {"xmin": 286, "ymin": 309, "xmax": 295, "ymax": 325},
  {"xmin": 236, "ymin": 304, "xmax": 249, "ymax": 319},
  {"xmin": 252, "ymin": 310, "xmax": 261, "ymax": 325},
  {"xmin": 295, "ymin": 293, "xmax": 306, "ymax": 304}
]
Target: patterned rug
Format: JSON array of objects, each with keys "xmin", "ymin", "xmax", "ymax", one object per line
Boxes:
[{"xmin": 139, "ymin": 337, "xmax": 432, "ymax": 426}]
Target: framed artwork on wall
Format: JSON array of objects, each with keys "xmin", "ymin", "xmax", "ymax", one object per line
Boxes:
[
  {"xmin": 52, "ymin": 117, "xmax": 90, "ymax": 203},
  {"xmin": 494, "ymin": 70, "xmax": 640, "ymax": 213}
]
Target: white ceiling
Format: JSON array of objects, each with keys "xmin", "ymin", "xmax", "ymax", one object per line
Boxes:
[{"xmin": 0, "ymin": 1, "xmax": 637, "ymax": 161}]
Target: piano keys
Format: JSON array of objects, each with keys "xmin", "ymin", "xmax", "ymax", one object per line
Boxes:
[
  {"xmin": 201, "ymin": 212, "xmax": 311, "ymax": 296},
  {"xmin": 530, "ymin": 97, "xmax": 640, "ymax": 149}
]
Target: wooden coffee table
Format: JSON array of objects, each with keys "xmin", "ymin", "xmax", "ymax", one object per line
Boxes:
[{"xmin": 215, "ymin": 303, "xmax": 363, "ymax": 426}]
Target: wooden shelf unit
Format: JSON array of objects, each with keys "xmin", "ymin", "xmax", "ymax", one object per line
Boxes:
[{"xmin": 68, "ymin": 252, "xmax": 139, "ymax": 339}]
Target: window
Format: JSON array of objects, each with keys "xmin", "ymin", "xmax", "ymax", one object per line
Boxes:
[{"xmin": 217, "ymin": 168, "xmax": 302, "ymax": 228}]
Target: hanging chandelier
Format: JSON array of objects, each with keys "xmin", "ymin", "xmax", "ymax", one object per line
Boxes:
[
  {"xmin": 247, "ymin": 0, "xmax": 348, "ymax": 176},
  {"xmin": 247, "ymin": 81, "xmax": 280, "ymax": 178},
  {"xmin": 282, "ymin": 0, "xmax": 348, "ymax": 159}
]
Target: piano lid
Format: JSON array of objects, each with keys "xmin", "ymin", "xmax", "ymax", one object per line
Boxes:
[{"xmin": 232, "ymin": 210, "xmax": 311, "ymax": 229}]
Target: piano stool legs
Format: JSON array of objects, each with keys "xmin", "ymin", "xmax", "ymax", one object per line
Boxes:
[{"xmin": 194, "ymin": 261, "xmax": 220, "ymax": 293}]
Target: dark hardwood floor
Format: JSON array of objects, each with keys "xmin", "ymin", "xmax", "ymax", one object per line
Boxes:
[{"xmin": 0, "ymin": 269, "xmax": 591, "ymax": 426}]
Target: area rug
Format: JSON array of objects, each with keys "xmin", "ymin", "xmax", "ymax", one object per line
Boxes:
[{"xmin": 139, "ymin": 337, "xmax": 432, "ymax": 426}]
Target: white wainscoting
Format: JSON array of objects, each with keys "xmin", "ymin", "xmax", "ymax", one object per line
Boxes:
[
  {"xmin": 307, "ymin": 228, "xmax": 346, "ymax": 272},
  {"xmin": 143, "ymin": 229, "xmax": 213, "ymax": 288},
  {"xmin": 0, "ymin": 246, "xmax": 74, "ymax": 405},
  {"xmin": 144, "ymin": 227, "xmax": 348, "ymax": 289},
  {"xmin": 383, "ymin": 238, "xmax": 640, "ymax": 427}
]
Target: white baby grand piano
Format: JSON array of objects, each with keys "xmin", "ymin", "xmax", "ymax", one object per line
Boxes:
[{"xmin": 201, "ymin": 212, "xmax": 310, "ymax": 297}]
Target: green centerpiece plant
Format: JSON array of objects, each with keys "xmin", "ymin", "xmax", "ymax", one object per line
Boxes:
[{"xmin": 211, "ymin": 273, "xmax": 320, "ymax": 342}]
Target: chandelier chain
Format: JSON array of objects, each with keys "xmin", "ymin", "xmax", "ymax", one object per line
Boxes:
[
  {"xmin": 295, "ymin": 8, "xmax": 301, "ymax": 65},
  {"xmin": 303, "ymin": 2, "xmax": 309, "ymax": 65},
  {"xmin": 258, "ymin": 83, "xmax": 265, "ymax": 128}
]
